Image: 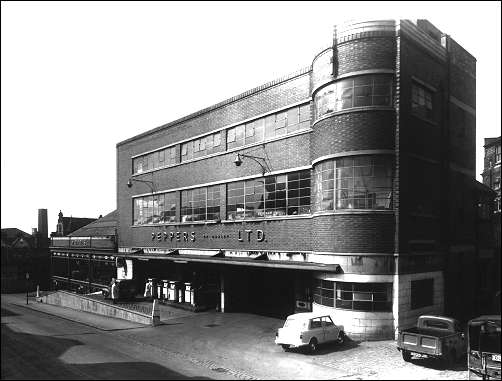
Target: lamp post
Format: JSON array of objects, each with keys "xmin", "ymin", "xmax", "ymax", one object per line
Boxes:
[{"xmin": 25, "ymin": 272, "xmax": 29, "ymax": 305}]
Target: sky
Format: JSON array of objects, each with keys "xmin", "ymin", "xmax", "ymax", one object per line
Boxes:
[{"xmin": 1, "ymin": 1, "xmax": 501, "ymax": 235}]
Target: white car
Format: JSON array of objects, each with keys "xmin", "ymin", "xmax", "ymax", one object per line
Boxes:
[{"xmin": 275, "ymin": 312, "xmax": 345, "ymax": 352}]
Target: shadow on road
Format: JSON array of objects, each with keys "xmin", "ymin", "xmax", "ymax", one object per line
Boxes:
[
  {"xmin": 1, "ymin": 308, "xmax": 20, "ymax": 317},
  {"xmin": 285, "ymin": 337, "xmax": 361, "ymax": 355},
  {"xmin": 1, "ymin": 323, "xmax": 210, "ymax": 380}
]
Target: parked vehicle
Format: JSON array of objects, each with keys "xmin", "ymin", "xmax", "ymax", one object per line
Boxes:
[
  {"xmin": 102, "ymin": 279, "xmax": 137, "ymax": 301},
  {"xmin": 275, "ymin": 312, "xmax": 345, "ymax": 353},
  {"xmin": 397, "ymin": 315, "xmax": 466, "ymax": 366},
  {"xmin": 467, "ymin": 315, "xmax": 501, "ymax": 380}
]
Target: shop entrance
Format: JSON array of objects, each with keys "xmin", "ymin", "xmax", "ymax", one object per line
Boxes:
[{"xmin": 224, "ymin": 266, "xmax": 306, "ymax": 319}]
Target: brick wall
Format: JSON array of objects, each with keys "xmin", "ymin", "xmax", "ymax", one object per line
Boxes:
[
  {"xmin": 336, "ymin": 37, "xmax": 396, "ymax": 76},
  {"xmin": 311, "ymin": 111, "xmax": 395, "ymax": 159},
  {"xmin": 311, "ymin": 214, "xmax": 395, "ymax": 253}
]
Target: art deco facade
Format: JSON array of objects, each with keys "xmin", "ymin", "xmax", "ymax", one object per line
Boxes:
[{"xmin": 114, "ymin": 20, "xmax": 481, "ymax": 339}]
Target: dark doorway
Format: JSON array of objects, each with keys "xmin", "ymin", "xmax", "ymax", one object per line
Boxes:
[{"xmin": 224, "ymin": 266, "xmax": 297, "ymax": 319}]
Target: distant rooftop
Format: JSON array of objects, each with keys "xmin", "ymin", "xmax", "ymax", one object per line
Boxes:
[{"xmin": 68, "ymin": 210, "xmax": 117, "ymax": 237}]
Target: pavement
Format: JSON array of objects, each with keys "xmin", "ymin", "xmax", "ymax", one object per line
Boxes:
[{"xmin": 1, "ymin": 293, "xmax": 469, "ymax": 379}]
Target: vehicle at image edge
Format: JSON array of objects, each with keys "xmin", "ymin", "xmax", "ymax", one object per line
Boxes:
[
  {"xmin": 397, "ymin": 315, "xmax": 466, "ymax": 366},
  {"xmin": 275, "ymin": 312, "xmax": 345, "ymax": 353},
  {"xmin": 467, "ymin": 315, "xmax": 501, "ymax": 380},
  {"xmin": 102, "ymin": 279, "xmax": 137, "ymax": 301}
]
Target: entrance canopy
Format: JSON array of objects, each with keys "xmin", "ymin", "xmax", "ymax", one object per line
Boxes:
[{"xmin": 115, "ymin": 250, "xmax": 340, "ymax": 272}]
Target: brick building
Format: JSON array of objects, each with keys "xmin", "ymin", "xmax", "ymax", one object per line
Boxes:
[
  {"xmin": 482, "ymin": 137, "xmax": 501, "ymax": 213},
  {"xmin": 481, "ymin": 136, "xmax": 501, "ymax": 313},
  {"xmin": 114, "ymin": 20, "xmax": 483, "ymax": 339}
]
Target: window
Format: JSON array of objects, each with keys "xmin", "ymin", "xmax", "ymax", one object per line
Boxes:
[
  {"xmin": 181, "ymin": 131, "xmax": 222, "ymax": 162},
  {"xmin": 52, "ymin": 256, "xmax": 68, "ymax": 277},
  {"xmin": 160, "ymin": 193, "xmax": 176, "ymax": 223},
  {"xmin": 410, "ymin": 278, "xmax": 434, "ymax": 310},
  {"xmin": 335, "ymin": 282, "xmax": 392, "ymax": 311},
  {"xmin": 226, "ymin": 105, "xmax": 310, "ymax": 150},
  {"xmin": 310, "ymin": 318, "xmax": 323, "ymax": 329},
  {"xmin": 495, "ymin": 145, "xmax": 501, "ymax": 164},
  {"xmin": 313, "ymin": 155, "xmax": 393, "ymax": 212},
  {"xmin": 181, "ymin": 185, "xmax": 221, "ymax": 222},
  {"xmin": 133, "ymin": 146, "xmax": 176, "ymax": 174},
  {"xmin": 411, "ymin": 83, "xmax": 433, "ymax": 120},
  {"xmin": 226, "ymin": 170, "xmax": 311, "ymax": 220},
  {"xmin": 133, "ymin": 192, "xmax": 177, "ymax": 225},
  {"xmin": 314, "ymin": 74, "xmax": 393, "ymax": 119},
  {"xmin": 91, "ymin": 258, "xmax": 116, "ymax": 286},
  {"xmin": 313, "ymin": 279, "xmax": 334, "ymax": 307}
]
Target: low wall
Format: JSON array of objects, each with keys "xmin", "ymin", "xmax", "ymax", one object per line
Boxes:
[{"xmin": 42, "ymin": 291, "xmax": 158, "ymax": 326}]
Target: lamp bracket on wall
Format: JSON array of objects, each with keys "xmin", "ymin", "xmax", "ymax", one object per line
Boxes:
[
  {"xmin": 127, "ymin": 174, "xmax": 157, "ymax": 194},
  {"xmin": 233, "ymin": 144, "xmax": 272, "ymax": 175}
]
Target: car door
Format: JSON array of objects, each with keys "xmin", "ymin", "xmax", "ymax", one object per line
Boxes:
[
  {"xmin": 309, "ymin": 317, "xmax": 325, "ymax": 343},
  {"xmin": 322, "ymin": 316, "xmax": 339, "ymax": 343}
]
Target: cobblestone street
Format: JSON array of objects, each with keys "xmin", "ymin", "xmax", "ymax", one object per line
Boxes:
[{"xmin": 2, "ymin": 294, "xmax": 469, "ymax": 379}]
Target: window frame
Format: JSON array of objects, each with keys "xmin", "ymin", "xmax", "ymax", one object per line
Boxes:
[
  {"xmin": 334, "ymin": 282, "xmax": 392, "ymax": 312},
  {"xmin": 314, "ymin": 74, "xmax": 393, "ymax": 120},
  {"xmin": 226, "ymin": 170, "xmax": 311, "ymax": 220},
  {"xmin": 411, "ymin": 82, "xmax": 434, "ymax": 121}
]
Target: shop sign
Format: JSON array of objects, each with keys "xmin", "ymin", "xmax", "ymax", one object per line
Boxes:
[
  {"xmin": 237, "ymin": 229, "xmax": 265, "ymax": 242},
  {"xmin": 151, "ymin": 229, "xmax": 266, "ymax": 243},
  {"xmin": 70, "ymin": 238, "xmax": 89, "ymax": 247},
  {"xmin": 152, "ymin": 231, "xmax": 196, "ymax": 242}
]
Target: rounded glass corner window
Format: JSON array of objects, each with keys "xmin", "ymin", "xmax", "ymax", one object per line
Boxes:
[
  {"xmin": 314, "ymin": 74, "xmax": 393, "ymax": 121},
  {"xmin": 312, "ymin": 155, "xmax": 393, "ymax": 212}
]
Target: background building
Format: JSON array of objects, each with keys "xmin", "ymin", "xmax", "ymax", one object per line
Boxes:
[
  {"xmin": 49, "ymin": 210, "xmax": 117, "ymax": 294},
  {"xmin": 1, "ymin": 209, "xmax": 50, "ymax": 293},
  {"xmin": 50, "ymin": 210, "xmax": 97, "ymax": 237},
  {"xmin": 113, "ymin": 19, "xmax": 488, "ymax": 340},
  {"xmin": 481, "ymin": 136, "xmax": 501, "ymax": 313}
]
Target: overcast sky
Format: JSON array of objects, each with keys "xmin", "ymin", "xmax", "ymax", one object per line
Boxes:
[{"xmin": 1, "ymin": 1, "xmax": 501, "ymax": 235}]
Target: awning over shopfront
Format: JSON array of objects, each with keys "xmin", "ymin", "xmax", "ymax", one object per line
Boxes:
[{"xmin": 115, "ymin": 250, "xmax": 340, "ymax": 272}]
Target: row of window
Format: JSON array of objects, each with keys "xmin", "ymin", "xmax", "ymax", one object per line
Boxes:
[
  {"xmin": 132, "ymin": 169, "xmax": 312, "ymax": 225},
  {"xmin": 314, "ymin": 278, "xmax": 434, "ymax": 312},
  {"xmin": 132, "ymin": 156, "xmax": 394, "ymax": 225},
  {"xmin": 312, "ymin": 155, "xmax": 393, "ymax": 211},
  {"xmin": 52, "ymin": 256, "xmax": 115, "ymax": 287},
  {"xmin": 227, "ymin": 170, "xmax": 311, "ymax": 220},
  {"xmin": 133, "ymin": 146, "xmax": 176, "ymax": 175},
  {"xmin": 132, "ymin": 76, "xmax": 437, "ymax": 177},
  {"xmin": 132, "ymin": 104, "xmax": 311, "ymax": 175},
  {"xmin": 314, "ymin": 74, "xmax": 393, "ymax": 119},
  {"xmin": 226, "ymin": 105, "xmax": 310, "ymax": 151},
  {"xmin": 313, "ymin": 280, "xmax": 393, "ymax": 312}
]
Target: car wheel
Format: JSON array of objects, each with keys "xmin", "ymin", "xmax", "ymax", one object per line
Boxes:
[
  {"xmin": 281, "ymin": 344, "xmax": 290, "ymax": 351},
  {"xmin": 337, "ymin": 331, "xmax": 346, "ymax": 344},
  {"xmin": 308, "ymin": 338, "xmax": 318, "ymax": 353},
  {"xmin": 402, "ymin": 350, "xmax": 412, "ymax": 362}
]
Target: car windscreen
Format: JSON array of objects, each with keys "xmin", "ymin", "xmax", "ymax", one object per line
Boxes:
[{"xmin": 469, "ymin": 322, "xmax": 501, "ymax": 354}]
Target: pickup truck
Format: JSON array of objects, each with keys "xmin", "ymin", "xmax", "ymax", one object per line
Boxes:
[{"xmin": 397, "ymin": 315, "xmax": 466, "ymax": 366}]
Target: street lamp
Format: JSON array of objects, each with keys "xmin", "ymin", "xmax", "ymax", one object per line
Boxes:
[
  {"xmin": 127, "ymin": 177, "xmax": 157, "ymax": 193},
  {"xmin": 233, "ymin": 145, "xmax": 272, "ymax": 175}
]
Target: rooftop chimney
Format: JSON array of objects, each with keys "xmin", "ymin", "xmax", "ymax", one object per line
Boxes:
[{"xmin": 38, "ymin": 209, "xmax": 48, "ymax": 248}]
